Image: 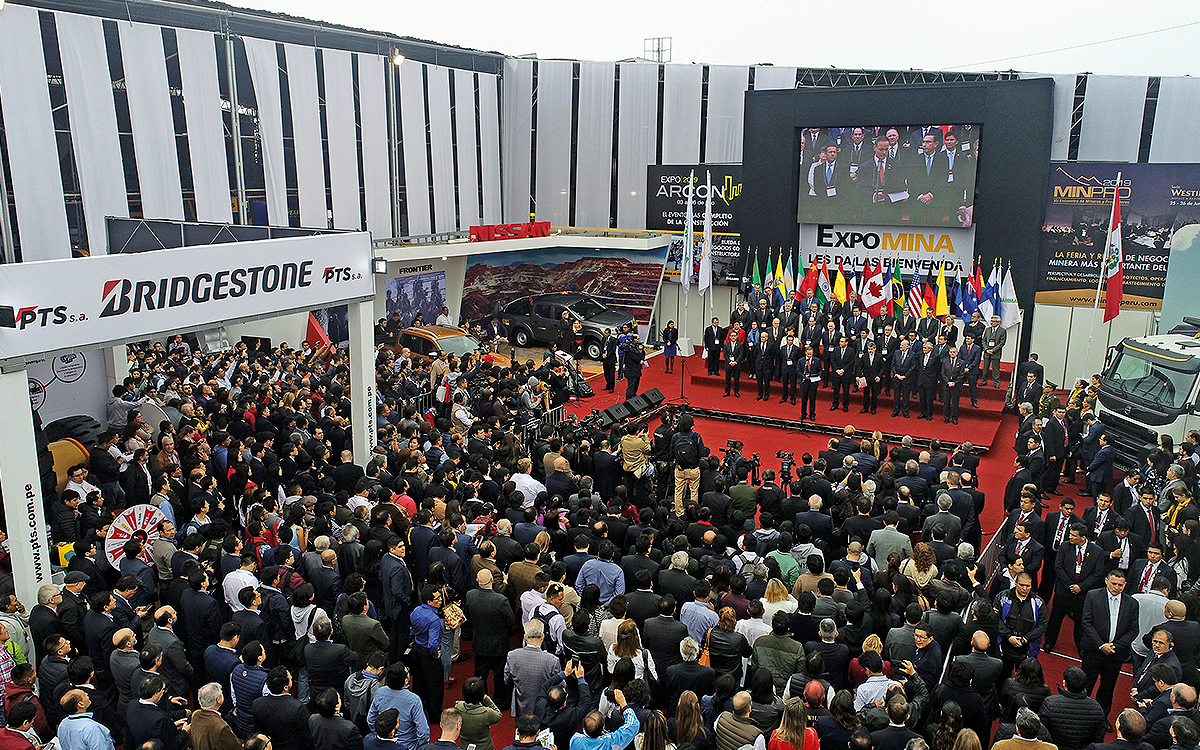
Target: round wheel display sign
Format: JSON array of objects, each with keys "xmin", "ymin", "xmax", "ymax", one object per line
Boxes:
[{"xmin": 104, "ymin": 504, "xmax": 166, "ymax": 566}]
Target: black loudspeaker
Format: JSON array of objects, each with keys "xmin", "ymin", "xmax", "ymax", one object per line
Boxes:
[
  {"xmin": 625, "ymin": 394, "xmax": 651, "ymax": 412},
  {"xmin": 604, "ymin": 403, "xmax": 632, "ymax": 422},
  {"xmin": 643, "ymin": 388, "xmax": 665, "ymax": 407}
]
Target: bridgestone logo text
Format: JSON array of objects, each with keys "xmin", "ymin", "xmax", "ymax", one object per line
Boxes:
[{"xmin": 100, "ymin": 261, "xmax": 314, "ymax": 318}]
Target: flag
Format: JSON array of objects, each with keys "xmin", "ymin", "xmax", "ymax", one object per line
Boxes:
[
  {"xmin": 963, "ymin": 269, "xmax": 979, "ymax": 317},
  {"xmin": 935, "ymin": 265, "xmax": 949, "ymax": 317},
  {"xmin": 1103, "ymin": 176, "xmax": 1124, "ymax": 322},
  {"xmin": 834, "ymin": 261, "xmax": 848, "ymax": 303},
  {"xmin": 751, "ymin": 248, "xmax": 762, "ymax": 292},
  {"xmin": 906, "ymin": 272, "xmax": 924, "ymax": 318},
  {"xmin": 952, "ymin": 271, "xmax": 966, "ymax": 317},
  {"xmin": 681, "ymin": 168, "xmax": 694, "ymax": 293},
  {"xmin": 1000, "ymin": 263, "xmax": 1023, "ymax": 327},
  {"xmin": 845, "ymin": 262, "xmax": 857, "ymax": 299},
  {"xmin": 861, "ymin": 260, "xmax": 887, "ymax": 315},
  {"xmin": 977, "ymin": 262, "xmax": 995, "ymax": 320},
  {"xmin": 878, "ymin": 261, "xmax": 892, "ymax": 314},
  {"xmin": 986, "ymin": 262, "xmax": 1002, "ymax": 319},
  {"xmin": 816, "ymin": 259, "xmax": 833, "ymax": 307},
  {"xmin": 890, "ymin": 262, "xmax": 905, "ymax": 317},
  {"xmin": 699, "ymin": 170, "xmax": 713, "ymax": 295},
  {"xmin": 971, "ymin": 261, "xmax": 984, "ymax": 301},
  {"xmin": 764, "ymin": 249, "xmax": 775, "ymax": 299},
  {"xmin": 799, "ymin": 257, "xmax": 819, "ymax": 299},
  {"xmin": 923, "ymin": 271, "xmax": 937, "ymax": 313},
  {"xmin": 775, "ymin": 250, "xmax": 788, "ymax": 304},
  {"xmin": 306, "ymin": 312, "xmax": 332, "ymax": 350}
]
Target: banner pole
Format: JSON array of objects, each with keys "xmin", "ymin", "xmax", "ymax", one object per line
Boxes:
[{"xmin": 1083, "ymin": 170, "xmax": 1120, "ymax": 379}]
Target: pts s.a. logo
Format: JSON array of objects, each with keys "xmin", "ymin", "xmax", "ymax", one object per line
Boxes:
[
  {"xmin": 0, "ymin": 304, "xmax": 72, "ymax": 330},
  {"xmin": 323, "ymin": 267, "xmax": 362, "ymax": 283}
]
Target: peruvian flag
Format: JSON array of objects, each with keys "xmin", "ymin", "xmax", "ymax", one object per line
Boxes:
[
  {"xmin": 861, "ymin": 260, "xmax": 888, "ymax": 315},
  {"xmin": 1103, "ymin": 175, "xmax": 1124, "ymax": 322}
]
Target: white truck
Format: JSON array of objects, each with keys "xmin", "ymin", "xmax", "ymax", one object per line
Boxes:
[{"xmin": 1097, "ymin": 321, "xmax": 1200, "ymax": 471}]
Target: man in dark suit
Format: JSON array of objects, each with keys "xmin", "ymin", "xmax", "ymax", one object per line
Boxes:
[
  {"xmin": 870, "ymin": 698, "xmax": 922, "ymax": 750},
  {"xmin": 1088, "ymin": 434, "xmax": 1116, "ymax": 501},
  {"xmin": 1085, "ymin": 493, "xmax": 1119, "ymax": 540},
  {"xmin": 304, "ymin": 618, "xmax": 358, "ymax": 695},
  {"xmin": 623, "ymin": 569, "xmax": 662, "ymax": 628},
  {"xmin": 890, "ymin": 339, "xmax": 917, "ymax": 418},
  {"xmin": 754, "ymin": 334, "xmax": 776, "ymax": 402},
  {"xmin": 1000, "ymin": 494, "xmax": 1044, "ymax": 545},
  {"xmin": 917, "ymin": 340, "xmax": 940, "ymax": 421},
  {"xmin": 857, "ymin": 340, "xmax": 885, "ymax": 414},
  {"xmin": 311, "ymin": 551, "xmax": 343, "ymax": 615},
  {"xmin": 703, "ymin": 318, "xmax": 724, "ymax": 375},
  {"xmin": 723, "ymin": 326, "xmax": 745, "ymax": 397},
  {"xmin": 1080, "ymin": 569, "xmax": 1139, "ymax": 715},
  {"xmin": 794, "ymin": 345, "xmax": 820, "ymax": 420},
  {"xmin": 811, "ymin": 144, "xmax": 850, "ymax": 205},
  {"xmin": 952, "ymin": 631, "xmax": 1004, "ymax": 718},
  {"xmin": 819, "ymin": 320, "xmax": 841, "ymax": 386},
  {"xmin": 661, "ymin": 637, "xmax": 717, "ymax": 716},
  {"xmin": 643, "ymin": 597, "xmax": 690, "ymax": 670},
  {"xmin": 83, "ymin": 593, "xmax": 119, "ymax": 690},
  {"xmin": 1145, "ymin": 685, "xmax": 1200, "ymax": 750},
  {"xmin": 657, "ymin": 556, "xmax": 697, "ymax": 613},
  {"xmin": 941, "ymin": 347, "xmax": 968, "ymax": 424},
  {"xmin": 907, "ymin": 132, "xmax": 950, "ymax": 224},
  {"xmin": 856, "ymin": 135, "xmax": 906, "ymax": 224},
  {"xmin": 1131, "ymin": 630, "xmax": 1183, "ymax": 707},
  {"xmin": 253, "ymin": 667, "xmax": 312, "ymax": 750},
  {"xmin": 795, "ymin": 499, "xmax": 834, "ymax": 541},
  {"xmin": 1016, "ymin": 354, "xmax": 1045, "ymax": 390},
  {"xmin": 1045, "ymin": 524, "xmax": 1105, "ymax": 653},
  {"xmin": 465, "ymin": 568, "xmax": 514, "ymax": 709},
  {"xmin": 1098, "ymin": 519, "xmax": 1146, "ymax": 576},
  {"xmin": 916, "ymin": 308, "xmax": 940, "ymax": 342},
  {"xmin": 1017, "ymin": 371, "xmax": 1042, "ymax": 411},
  {"xmin": 958, "ymin": 333, "xmax": 982, "ymax": 408},
  {"xmin": 1040, "ymin": 497, "xmax": 1083, "ymax": 600},
  {"xmin": 126, "ymin": 673, "xmax": 189, "ymax": 750},
  {"xmin": 1040, "ymin": 406, "xmax": 1067, "ymax": 497},
  {"xmin": 1003, "ymin": 522, "xmax": 1046, "ymax": 584},
  {"xmin": 1126, "ymin": 489, "xmax": 1165, "ymax": 549},
  {"xmin": 1112, "ymin": 468, "xmax": 1140, "ymax": 515},
  {"xmin": 180, "ymin": 572, "xmax": 223, "ymax": 680},
  {"xmin": 829, "ymin": 336, "xmax": 856, "ymax": 412},
  {"xmin": 777, "ymin": 335, "xmax": 801, "ymax": 405},
  {"xmin": 601, "ymin": 329, "xmax": 618, "ymax": 392},
  {"xmin": 1129, "ymin": 544, "xmax": 1176, "ymax": 596}
]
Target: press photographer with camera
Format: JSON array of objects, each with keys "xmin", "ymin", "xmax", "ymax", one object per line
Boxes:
[{"xmin": 669, "ymin": 415, "xmax": 710, "ymax": 517}]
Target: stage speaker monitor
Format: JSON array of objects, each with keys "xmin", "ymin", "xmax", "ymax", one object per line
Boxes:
[
  {"xmin": 643, "ymin": 388, "xmax": 665, "ymax": 407},
  {"xmin": 604, "ymin": 403, "xmax": 633, "ymax": 422},
  {"xmin": 625, "ymin": 394, "xmax": 651, "ymax": 413}
]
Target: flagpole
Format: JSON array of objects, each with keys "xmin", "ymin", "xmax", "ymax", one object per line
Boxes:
[{"xmin": 1084, "ymin": 171, "xmax": 1120, "ymax": 378}]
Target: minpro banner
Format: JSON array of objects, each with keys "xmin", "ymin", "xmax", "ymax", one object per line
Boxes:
[
  {"xmin": 646, "ymin": 165, "xmax": 743, "ymax": 287},
  {"xmin": 798, "ymin": 223, "xmax": 976, "ymax": 276},
  {"xmin": 1037, "ymin": 162, "xmax": 1200, "ymax": 308},
  {"xmin": 0, "ymin": 232, "xmax": 374, "ymax": 360}
]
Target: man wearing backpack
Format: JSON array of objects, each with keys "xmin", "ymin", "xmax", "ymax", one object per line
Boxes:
[
  {"xmin": 531, "ymin": 584, "xmax": 568, "ymax": 656},
  {"xmin": 670, "ymin": 416, "xmax": 709, "ymax": 517}
]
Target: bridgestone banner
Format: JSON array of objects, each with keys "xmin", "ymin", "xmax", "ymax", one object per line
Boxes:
[{"xmin": 0, "ymin": 232, "xmax": 374, "ymax": 360}]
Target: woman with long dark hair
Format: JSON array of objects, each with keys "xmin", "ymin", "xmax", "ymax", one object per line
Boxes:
[
  {"xmin": 673, "ymin": 690, "xmax": 714, "ymax": 750},
  {"xmin": 999, "ymin": 657, "xmax": 1052, "ymax": 720},
  {"xmin": 749, "ymin": 667, "xmax": 784, "ymax": 734},
  {"xmin": 814, "ymin": 690, "xmax": 859, "ymax": 750},
  {"xmin": 701, "ymin": 673, "xmax": 738, "ymax": 729},
  {"xmin": 662, "ymin": 321, "xmax": 679, "ymax": 374}
]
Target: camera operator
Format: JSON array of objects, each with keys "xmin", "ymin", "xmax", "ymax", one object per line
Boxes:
[
  {"xmin": 670, "ymin": 415, "xmax": 710, "ymax": 517},
  {"xmin": 620, "ymin": 423, "xmax": 654, "ymax": 487},
  {"xmin": 757, "ymin": 469, "xmax": 785, "ymax": 519},
  {"xmin": 651, "ymin": 414, "xmax": 676, "ymax": 463}
]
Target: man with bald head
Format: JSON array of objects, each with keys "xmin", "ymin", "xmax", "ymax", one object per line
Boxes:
[
  {"xmin": 465, "ymin": 567, "xmax": 514, "ymax": 711},
  {"xmin": 714, "ymin": 691, "xmax": 762, "ymax": 750},
  {"xmin": 110, "ymin": 627, "xmax": 140, "ymax": 713},
  {"xmin": 953, "ymin": 631, "xmax": 1003, "ymax": 718},
  {"xmin": 1145, "ymin": 684, "xmax": 1200, "ymax": 749},
  {"xmin": 1149, "ymin": 599, "xmax": 1200, "ymax": 683},
  {"xmin": 545, "ymin": 456, "xmax": 580, "ymax": 500}
]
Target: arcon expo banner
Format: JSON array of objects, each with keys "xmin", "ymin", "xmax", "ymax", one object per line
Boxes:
[
  {"xmin": 646, "ymin": 165, "xmax": 743, "ymax": 287},
  {"xmin": 1036, "ymin": 162, "xmax": 1200, "ymax": 309}
]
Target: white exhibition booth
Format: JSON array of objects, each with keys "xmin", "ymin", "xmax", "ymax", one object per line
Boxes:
[{"xmin": 0, "ymin": 232, "xmax": 376, "ymax": 605}]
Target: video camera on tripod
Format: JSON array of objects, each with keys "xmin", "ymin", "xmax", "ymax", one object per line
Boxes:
[{"xmin": 776, "ymin": 451, "xmax": 795, "ymax": 486}]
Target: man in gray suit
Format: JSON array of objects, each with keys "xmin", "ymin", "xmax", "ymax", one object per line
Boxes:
[
  {"xmin": 866, "ymin": 511, "xmax": 913, "ymax": 570},
  {"xmin": 146, "ymin": 606, "xmax": 194, "ymax": 698},
  {"xmin": 503, "ymin": 619, "xmax": 560, "ymax": 717},
  {"xmin": 981, "ymin": 315, "xmax": 1007, "ymax": 388}
]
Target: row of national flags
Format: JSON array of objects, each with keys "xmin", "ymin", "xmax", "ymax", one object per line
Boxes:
[{"xmin": 750, "ymin": 249, "xmax": 1023, "ymax": 328}]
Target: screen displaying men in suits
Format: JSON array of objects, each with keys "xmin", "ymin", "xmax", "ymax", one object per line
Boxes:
[{"xmin": 798, "ymin": 124, "xmax": 981, "ymax": 228}]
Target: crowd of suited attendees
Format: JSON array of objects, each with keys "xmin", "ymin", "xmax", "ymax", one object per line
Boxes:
[{"xmin": 9, "ymin": 328, "xmax": 1200, "ymax": 750}]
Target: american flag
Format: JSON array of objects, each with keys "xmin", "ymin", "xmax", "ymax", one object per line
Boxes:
[{"xmin": 906, "ymin": 271, "xmax": 924, "ymax": 319}]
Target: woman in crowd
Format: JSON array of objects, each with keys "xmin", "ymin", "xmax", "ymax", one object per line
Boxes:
[
  {"xmin": 608, "ymin": 618, "xmax": 657, "ymax": 682},
  {"xmin": 662, "ymin": 321, "xmax": 679, "ymax": 374},
  {"xmin": 999, "ymin": 657, "xmax": 1052, "ymax": 720},
  {"xmin": 814, "ymin": 690, "xmax": 859, "ymax": 750},
  {"xmin": 672, "ymin": 691, "xmax": 714, "ymax": 750},
  {"xmin": 707, "ymin": 607, "xmax": 753, "ymax": 685},
  {"xmin": 768, "ymin": 697, "xmax": 818, "ymax": 750}
]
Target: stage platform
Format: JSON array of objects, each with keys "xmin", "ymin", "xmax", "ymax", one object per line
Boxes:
[{"xmin": 568, "ymin": 350, "xmax": 1008, "ymax": 452}]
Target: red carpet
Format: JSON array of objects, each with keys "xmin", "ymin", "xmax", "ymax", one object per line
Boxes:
[{"xmin": 569, "ymin": 350, "xmax": 1005, "ymax": 451}]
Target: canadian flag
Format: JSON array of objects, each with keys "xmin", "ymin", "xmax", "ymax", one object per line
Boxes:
[{"xmin": 860, "ymin": 260, "xmax": 888, "ymax": 315}]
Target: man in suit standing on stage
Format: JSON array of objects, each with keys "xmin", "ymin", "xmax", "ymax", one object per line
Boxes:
[
  {"xmin": 798, "ymin": 344, "xmax": 821, "ymax": 420},
  {"xmin": 981, "ymin": 315, "xmax": 1006, "ymax": 388},
  {"xmin": 917, "ymin": 308, "xmax": 940, "ymax": 342},
  {"xmin": 778, "ymin": 334, "xmax": 801, "ymax": 406},
  {"xmin": 704, "ymin": 317, "xmax": 724, "ymax": 375},
  {"xmin": 1080, "ymin": 569, "xmax": 1139, "ymax": 716},
  {"xmin": 829, "ymin": 336, "xmax": 856, "ymax": 413},
  {"xmin": 755, "ymin": 333, "xmax": 776, "ymax": 402},
  {"xmin": 917, "ymin": 340, "xmax": 940, "ymax": 421},
  {"xmin": 854, "ymin": 135, "xmax": 904, "ymax": 223},
  {"xmin": 724, "ymin": 325, "xmax": 745, "ymax": 398},
  {"xmin": 811, "ymin": 144, "xmax": 849, "ymax": 205},
  {"xmin": 908, "ymin": 132, "xmax": 950, "ymax": 225},
  {"xmin": 941, "ymin": 347, "xmax": 968, "ymax": 424},
  {"xmin": 959, "ymin": 334, "xmax": 982, "ymax": 408},
  {"xmin": 891, "ymin": 338, "xmax": 916, "ymax": 418},
  {"xmin": 859, "ymin": 340, "xmax": 885, "ymax": 415}
]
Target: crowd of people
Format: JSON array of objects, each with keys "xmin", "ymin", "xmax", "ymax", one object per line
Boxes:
[{"xmin": 12, "ymin": 299, "xmax": 1200, "ymax": 750}]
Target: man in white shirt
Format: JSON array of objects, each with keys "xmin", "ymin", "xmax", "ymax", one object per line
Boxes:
[
  {"xmin": 65, "ymin": 465, "xmax": 102, "ymax": 503},
  {"xmin": 853, "ymin": 650, "xmax": 901, "ymax": 710},
  {"xmin": 511, "ymin": 458, "xmax": 547, "ymax": 508},
  {"xmin": 222, "ymin": 554, "xmax": 259, "ymax": 612},
  {"xmin": 1130, "ymin": 578, "xmax": 1170, "ymax": 672}
]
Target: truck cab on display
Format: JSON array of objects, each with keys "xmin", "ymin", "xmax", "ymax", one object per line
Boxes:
[{"xmin": 1097, "ymin": 319, "xmax": 1200, "ymax": 471}]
